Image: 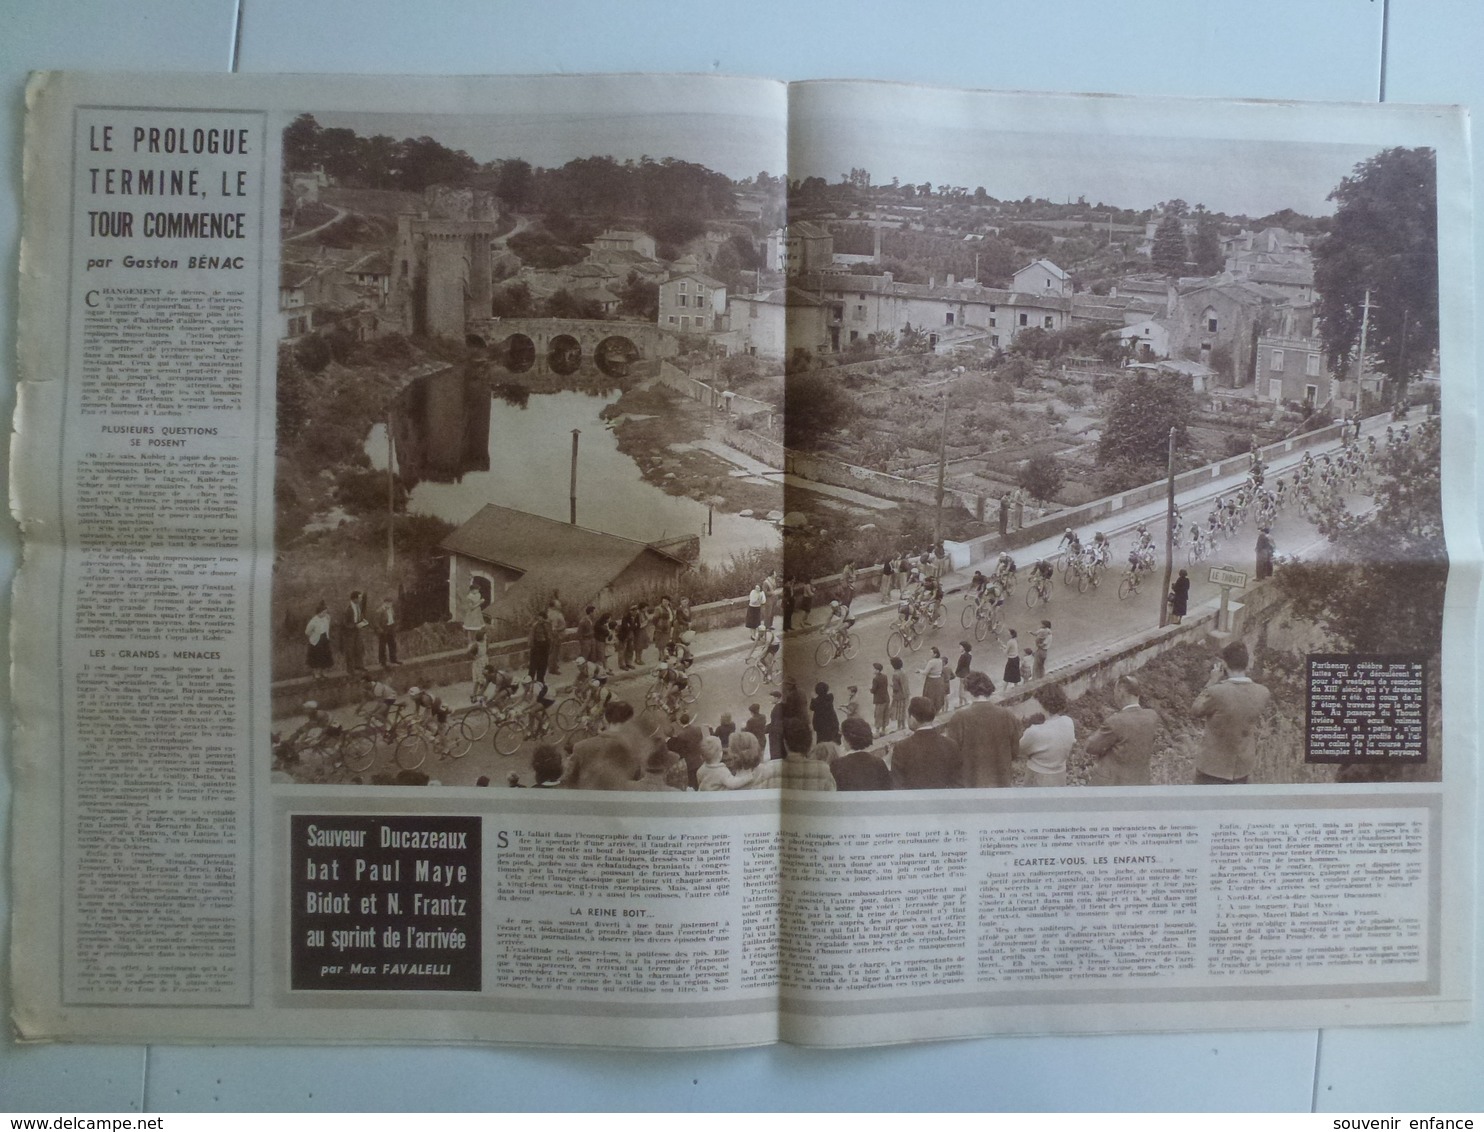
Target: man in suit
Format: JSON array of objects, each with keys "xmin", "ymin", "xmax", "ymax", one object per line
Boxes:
[
  {"xmin": 1086, "ymin": 674, "xmax": 1159, "ymax": 786},
  {"xmin": 942, "ymin": 671, "xmax": 1022, "ymax": 787},
  {"xmin": 375, "ymin": 593, "xmax": 399, "ymax": 668},
  {"xmin": 340, "ymin": 590, "xmax": 369, "ymax": 676},
  {"xmin": 890, "ymin": 696, "xmax": 963, "ymax": 789},
  {"xmin": 1190, "ymin": 641, "xmax": 1273, "ymax": 784}
]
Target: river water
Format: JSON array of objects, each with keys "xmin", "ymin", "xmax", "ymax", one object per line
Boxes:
[{"xmin": 366, "ymin": 379, "xmax": 780, "ymax": 568}]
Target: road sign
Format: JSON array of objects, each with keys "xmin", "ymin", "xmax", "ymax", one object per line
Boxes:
[{"xmin": 1209, "ymin": 565, "xmax": 1248, "ymax": 589}]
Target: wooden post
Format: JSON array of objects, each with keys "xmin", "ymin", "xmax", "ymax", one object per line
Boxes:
[
  {"xmin": 1159, "ymin": 426, "xmax": 1175, "ymax": 627},
  {"xmin": 385, "ymin": 407, "xmax": 395, "ymax": 574},
  {"xmin": 569, "ymin": 428, "xmax": 580, "ymax": 525}
]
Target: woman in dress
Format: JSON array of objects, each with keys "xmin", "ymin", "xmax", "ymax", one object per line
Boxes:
[
  {"xmin": 1169, "ymin": 568, "xmax": 1191, "ymax": 625},
  {"xmin": 919, "ymin": 647, "xmax": 948, "ymax": 714},
  {"xmin": 1018, "ymin": 682, "xmax": 1075, "ymax": 787},
  {"xmin": 1002, "ymin": 629, "xmax": 1022, "ymax": 689},
  {"xmin": 810, "ymin": 681, "xmax": 841, "ymax": 745},
  {"xmin": 746, "ymin": 582, "xmax": 766, "ymax": 636},
  {"xmin": 305, "ymin": 602, "xmax": 334, "ymax": 680}
]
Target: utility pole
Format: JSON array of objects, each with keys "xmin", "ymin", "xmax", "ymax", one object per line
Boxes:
[
  {"xmin": 1159, "ymin": 426, "xmax": 1176, "ymax": 628},
  {"xmin": 569, "ymin": 429, "xmax": 580, "ymax": 525},
  {"xmin": 1354, "ymin": 287, "xmax": 1372, "ymax": 406},
  {"xmin": 385, "ymin": 407, "xmax": 395, "ymax": 574},
  {"xmin": 933, "ymin": 366, "xmax": 964, "ymax": 549}
]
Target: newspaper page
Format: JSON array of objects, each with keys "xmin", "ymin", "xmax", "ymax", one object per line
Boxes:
[{"xmin": 8, "ymin": 71, "xmax": 1476, "ymax": 1047}]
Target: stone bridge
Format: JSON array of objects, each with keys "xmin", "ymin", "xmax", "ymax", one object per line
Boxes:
[{"xmin": 465, "ymin": 317, "xmax": 679, "ymax": 378}]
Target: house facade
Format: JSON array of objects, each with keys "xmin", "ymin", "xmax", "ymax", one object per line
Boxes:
[
  {"xmin": 1166, "ymin": 277, "xmax": 1287, "ymax": 389},
  {"xmin": 724, "ymin": 287, "xmax": 831, "ymax": 361},
  {"xmin": 658, "ymin": 272, "xmax": 727, "ymax": 334},
  {"xmin": 1012, "ymin": 258, "xmax": 1071, "ymax": 297},
  {"xmin": 1255, "ymin": 335, "xmax": 1330, "ymax": 411}
]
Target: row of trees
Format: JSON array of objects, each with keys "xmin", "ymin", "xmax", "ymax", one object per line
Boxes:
[{"xmin": 283, "ymin": 114, "xmax": 478, "ymax": 194}]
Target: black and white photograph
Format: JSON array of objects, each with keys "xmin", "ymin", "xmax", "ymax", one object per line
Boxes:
[{"xmin": 269, "ymin": 97, "xmax": 1445, "ymax": 793}]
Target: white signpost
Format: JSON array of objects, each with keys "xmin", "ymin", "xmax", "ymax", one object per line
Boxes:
[{"xmin": 1209, "ymin": 565, "xmax": 1249, "ymax": 632}]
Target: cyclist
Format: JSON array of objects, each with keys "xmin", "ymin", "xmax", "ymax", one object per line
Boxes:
[
  {"xmin": 1058, "ymin": 527, "xmax": 1082, "ymax": 559},
  {"xmin": 474, "ymin": 663, "xmax": 517, "ymax": 711},
  {"xmin": 285, "ymin": 700, "xmax": 341, "ymax": 761},
  {"xmin": 1090, "ymin": 531, "xmax": 1111, "ymax": 568},
  {"xmin": 969, "ymin": 569, "xmax": 989, "ymax": 597},
  {"xmin": 358, "ymin": 675, "xmax": 400, "ymax": 726},
  {"xmin": 565, "ymin": 654, "xmax": 602, "ymax": 710},
  {"xmin": 517, "ymin": 675, "xmax": 555, "ymax": 733},
  {"xmin": 752, "ymin": 624, "xmax": 782, "ymax": 686},
  {"xmin": 408, "ymin": 686, "xmax": 451, "ymax": 730},
  {"xmin": 1030, "ymin": 558, "xmax": 1054, "ymax": 601},
  {"xmin": 995, "ymin": 551, "xmax": 1017, "ymax": 584}
]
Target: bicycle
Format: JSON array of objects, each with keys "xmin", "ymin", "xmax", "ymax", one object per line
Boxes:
[
  {"xmin": 1118, "ymin": 562, "xmax": 1151, "ymax": 601},
  {"xmin": 815, "ymin": 627, "xmax": 861, "ymax": 667},
  {"xmin": 1188, "ymin": 533, "xmax": 1213, "ymax": 567},
  {"xmin": 885, "ymin": 615, "xmax": 925, "ymax": 658},
  {"xmin": 1024, "ymin": 571, "xmax": 1053, "ymax": 609},
  {"xmin": 961, "ymin": 595, "xmax": 1000, "ymax": 642},
  {"xmin": 491, "ymin": 705, "xmax": 557, "ymax": 757},
  {"xmin": 637, "ymin": 684, "xmax": 685, "ymax": 737},
  {"xmin": 395, "ymin": 714, "xmax": 471, "ymax": 770}
]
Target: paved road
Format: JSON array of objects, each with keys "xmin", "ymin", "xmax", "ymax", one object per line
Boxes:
[{"xmin": 291, "ymin": 417, "xmax": 1392, "ymax": 786}]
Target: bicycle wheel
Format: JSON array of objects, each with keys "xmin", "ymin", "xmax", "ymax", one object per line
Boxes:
[
  {"xmin": 637, "ymin": 705, "xmax": 666, "ymax": 737},
  {"xmin": 1118, "ymin": 576, "xmax": 1135, "ymax": 601},
  {"xmin": 1188, "ymin": 544, "xmax": 1201, "ymax": 568},
  {"xmin": 973, "ymin": 613, "xmax": 991, "ymax": 642},
  {"xmin": 395, "ymin": 731, "xmax": 431, "ymax": 771},
  {"xmin": 442, "ymin": 731, "xmax": 471, "ymax": 760},
  {"xmin": 341, "ymin": 726, "xmax": 378, "ymax": 773},
  {"xmin": 493, "ymin": 721, "xmax": 526, "ymax": 757},
  {"xmin": 815, "ymin": 638, "xmax": 838, "ymax": 668},
  {"xmin": 554, "ymin": 697, "xmax": 584, "ymax": 733},
  {"xmin": 683, "ymin": 672, "xmax": 702, "ymax": 703},
  {"xmin": 929, "ymin": 602, "xmax": 947, "ymax": 629},
  {"xmin": 459, "ymin": 704, "xmax": 493, "ymax": 743},
  {"xmin": 907, "ymin": 629, "xmax": 924, "ymax": 653},
  {"xmin": 1025, "ymin": 583, "xmax": 1041, "ymax": 609},
  {"xmin": 741, "ymin": 663, "xmax": 764, "ymax": 696},
  {"xmin": 886, "ymin": 631, "xmax": 904, "ymax": 658},
  {"xmin": 961, "ymin": 603, "xmax": 978, "ymax": 630},
  {"xmin": 1076, "ymin": 570, "xmax": 1089, "ymax": 595},
  {"xmin": 842, "ymin": 632, "xmax": 860, "ymax": 660}
]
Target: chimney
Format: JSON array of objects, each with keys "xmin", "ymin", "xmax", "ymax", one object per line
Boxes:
[
  {"xmin": 873, "ymin": 216, "xmax": 882, "ymax": 263},
  {"xmin": 947, "ymin": 274, "xmax": 956, "ymax": 287},
  {"xmin": 1165, "ymin": 281, "xmax": 1177, "ymax": 319},
  {"xmin": 929, "ymin": 275, "xmax": 936, "ymax": 289},
  {"xmin": 883, "ymin": 271, "xmax": 893, "ymax": 285}
]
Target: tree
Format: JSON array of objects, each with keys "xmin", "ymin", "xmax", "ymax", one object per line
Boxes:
[
  {"xmin": 1151, "ymin": 212, "xmax": 1188, "ymax": 277},
  {"xmin": 898, "ymin": 323, "xmax": 931, "ymax": 353},
  {"xmin": 494, "ymin": 159, "xmax": 533, "ymax": 209},
  {"xmin": 1276, "ymin": 426, "xmax": 1443, "ymax": 656},
  {"xmin": 781, "ymin": 370, "xmax": 858, "ymax": 450},
  {"xmin": 1191, "ymin": 207, "xmax": 1223, "ymax": 275},
  {"xmin": 490, "ymin": 281, "xmax": 534, "ymax": 318},
  {"xmin": 282, "ymin": 114, "xmax": 320, "ymax": 172},
  {"xmin": 1313, "ymin": 147, "xmax": 1438, "ymax": 404},
  {"xmin": 1097, "ymin": 371, "xmax": 1194, "ymax": 470},
  {"xmin": 1018, "ymin": 453, "xmax": 1064, "ymax": 502},
  {"xmin": 616, "ymin": 272, "xmax": 659, "ymax": 321},
  {"xmin": 542, "ymin": 288, "xmax": 604, "ymax": 320}
]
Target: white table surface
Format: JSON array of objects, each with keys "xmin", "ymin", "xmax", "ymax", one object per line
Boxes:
[{"xmin": 0, "ymin": 0, "xmax": 1478, "ymax": 1112}]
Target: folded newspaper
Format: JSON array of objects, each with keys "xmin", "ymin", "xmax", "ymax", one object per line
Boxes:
[{"xmin": 9, "ymin": 71, "xmax": 1477, "ymax": 1047}]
